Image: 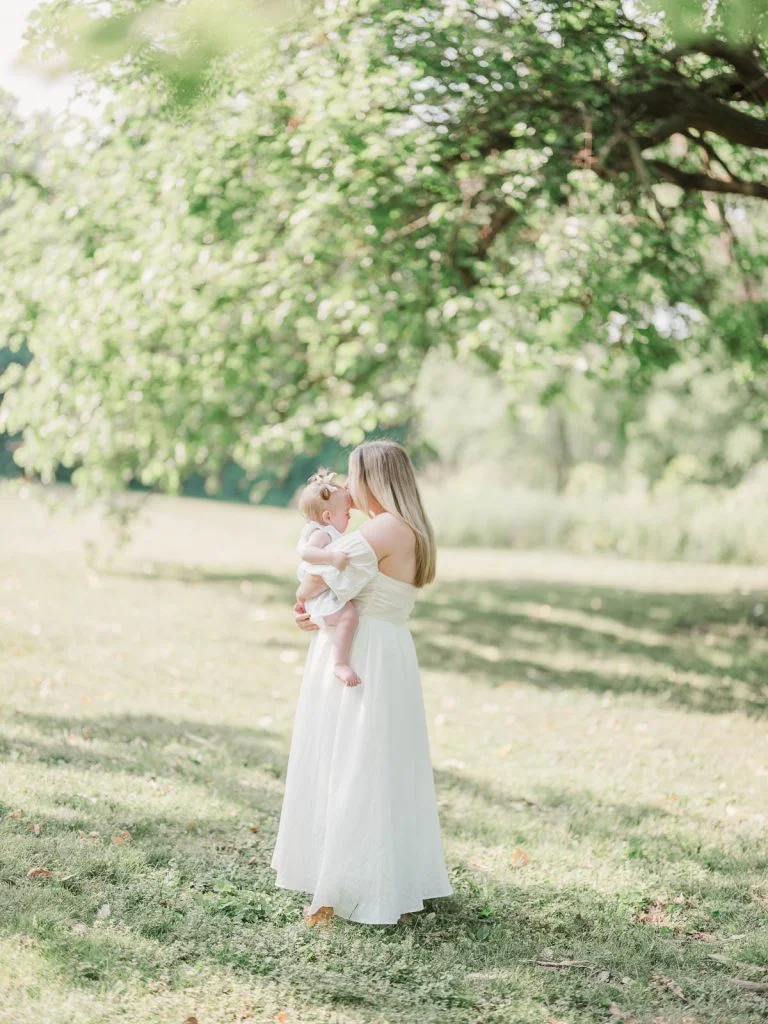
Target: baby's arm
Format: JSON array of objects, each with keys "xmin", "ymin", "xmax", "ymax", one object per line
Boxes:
[{"xmin": 299, "ymin": 529, "xmax": 349, "ymax": 570}]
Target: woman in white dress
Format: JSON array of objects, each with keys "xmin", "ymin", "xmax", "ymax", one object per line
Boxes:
[{"xmin": 270, "ymin": 440, "xmax": 454, "ymax": 926}]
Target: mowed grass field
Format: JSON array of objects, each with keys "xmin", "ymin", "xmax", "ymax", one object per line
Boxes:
[{"xmin": 2, "ymin": 486, "xmax": 768, "ymax": 1024}]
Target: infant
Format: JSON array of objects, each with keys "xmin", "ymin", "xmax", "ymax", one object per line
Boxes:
[{"xmin": 297, "ymin": 469, "xmax": 361, "ymax": 687}]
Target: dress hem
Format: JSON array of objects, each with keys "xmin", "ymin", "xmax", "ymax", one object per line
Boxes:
[{"xmin": 271, "ymin": 868, "xmax": 453, "ymax": 925}]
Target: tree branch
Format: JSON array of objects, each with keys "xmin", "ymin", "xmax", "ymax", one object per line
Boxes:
[
  {"xmin": 649, "ymin": 159, "xmax": 768, "ymax": 199},
  {"xmin": 630, "ymin": 84, "xmax": 768, "ymax": 149},
  {"xmin": 687, "ymin": 129, "xmax": 737, "ymax": 180},
  {"xmin": 669, "ymin": 39, "xmax": 768, "ymax": 105},
  {"xmin": 455, "ymin": 201, "xmax": 521, "ymax": 288}
]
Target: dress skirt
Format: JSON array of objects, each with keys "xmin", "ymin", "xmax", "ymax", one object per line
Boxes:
[{"xmin": 270, "ymin": 610, "xmax": 453, "ymax": 925}]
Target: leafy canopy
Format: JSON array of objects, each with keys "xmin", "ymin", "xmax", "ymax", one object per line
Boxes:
[{"xmin": 1, "ymin": 0, "xmax": 766, "ymax": 497}]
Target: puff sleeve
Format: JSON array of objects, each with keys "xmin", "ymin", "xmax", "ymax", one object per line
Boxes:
[{"xmin": 310, "ymin": 531, "xmax": 379, "ymax": 603}]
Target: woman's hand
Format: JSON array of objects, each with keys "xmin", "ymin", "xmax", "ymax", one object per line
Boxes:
[{"xmin": 293, "ymin": 600, "xmax": 318, "ymax": 631}]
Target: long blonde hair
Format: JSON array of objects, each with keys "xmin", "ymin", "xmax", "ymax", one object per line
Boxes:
[{"xmin": 348, "ymin": 440, "xmax": 436, "ymax": 588}]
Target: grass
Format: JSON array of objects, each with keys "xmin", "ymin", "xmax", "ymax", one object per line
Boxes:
[{"xmin": 2, "ymin": 485, "xmax": 768, "ymax": 1024}]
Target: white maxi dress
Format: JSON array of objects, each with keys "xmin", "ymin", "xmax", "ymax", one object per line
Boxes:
[{"xmin": 270, "ymin": 531, "xmax": 453, "ymax": 924}]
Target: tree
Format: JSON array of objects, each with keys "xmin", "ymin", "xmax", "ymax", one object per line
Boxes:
[{"xmin": 0, "ymin": 0, "xmax": 765, "ymax": 499}]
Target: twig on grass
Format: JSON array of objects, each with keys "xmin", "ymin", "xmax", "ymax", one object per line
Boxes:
[{"xmin": 730, "ymin": 979, "xmax": 767, "ymax": 993}]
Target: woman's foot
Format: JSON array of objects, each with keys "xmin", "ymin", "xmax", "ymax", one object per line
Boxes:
[
  {"xmin": 335, "ymin": 664, "xmax": 361, "ymax": 687},
  {"xmin": 303, "ymin": 904, "xmax": 334, "ymax": 927}
]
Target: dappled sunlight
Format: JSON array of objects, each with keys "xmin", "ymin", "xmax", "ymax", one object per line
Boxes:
[
  {"xmin": 3, "ymin": 496, "xmax": 768, "ymax": 1022},
  {"xmin": 415, "ymin": 577, "xmax": 768, "ymax": 715}
]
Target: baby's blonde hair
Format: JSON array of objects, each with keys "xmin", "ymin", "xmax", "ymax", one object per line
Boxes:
[{"xmin": 298, "ymin": 467, "xmax": 344, "ymax": 522}]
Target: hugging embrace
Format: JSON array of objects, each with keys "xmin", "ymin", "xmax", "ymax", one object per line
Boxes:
[{"xmin": 270, "ymin": 439, "xmax": 453, "ymax": 926}]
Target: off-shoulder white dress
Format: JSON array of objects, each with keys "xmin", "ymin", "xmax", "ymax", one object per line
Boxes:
[{"xmin": 270, "ymin": 531, "xmax": 453, "ymax": 924}]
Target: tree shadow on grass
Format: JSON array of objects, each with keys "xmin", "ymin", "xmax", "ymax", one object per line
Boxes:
[
  {"xmin": 2, "ymin": 712, "xmax": 766, "ymax": 1023},
  {"xmin": 414, "ymin": 579, "xmax": 768, "ymax": 716},
  {"xmin": 4, "ymin": 808, "xmax": 765, "ymax": 1024},
  {"xmin": 436, "ymin": 767, "xmax": 768, "ymax": 880},
  {"xmin": 1, "ymin": 710, "xmax": 287, "ymax": 819},
  {"xmin": 99, "ymin": 559, "xmax": 768, "ymax": 715}
]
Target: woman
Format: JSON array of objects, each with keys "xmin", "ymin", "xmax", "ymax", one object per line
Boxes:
[{"xmin": 270, "ymin": 440, "xmax": 454, "ymax": 926}]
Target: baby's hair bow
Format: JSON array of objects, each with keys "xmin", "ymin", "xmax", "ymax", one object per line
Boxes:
[{"xmin": 307, "ymin": 467, "xmax": 339, "ymax": 501}]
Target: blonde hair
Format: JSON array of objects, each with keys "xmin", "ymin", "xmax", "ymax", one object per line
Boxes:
[
  {"xmin": 298, "ymin": 468, "xmax": 344, "ymax": 522},
  {"xmin": 348, "ymin": 440, "xmax": 436, "ymax": 588}
]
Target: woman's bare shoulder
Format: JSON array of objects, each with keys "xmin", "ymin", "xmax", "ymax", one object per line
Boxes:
[{"xmin": 359, "ymin": 513, "xmax": 414, "ymax": 557}]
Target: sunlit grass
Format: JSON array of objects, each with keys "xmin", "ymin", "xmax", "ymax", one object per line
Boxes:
[{"xmin": 2, "ymin": 487, "xmax": 768, "ymax": 1024}]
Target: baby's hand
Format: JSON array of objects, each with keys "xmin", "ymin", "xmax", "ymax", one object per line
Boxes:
[{"xmin": 329, "ymin": 550, "xmax": 349, "ymax": 570}]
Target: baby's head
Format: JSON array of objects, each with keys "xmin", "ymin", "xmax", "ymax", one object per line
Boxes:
[{"xmin": 298, "ymin": 468, "xmax": 351, "ymax": 534}]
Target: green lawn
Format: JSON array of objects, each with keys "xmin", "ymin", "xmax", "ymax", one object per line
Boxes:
[{"xmin": 2, "ymin": 486, "xmax": 768, "ymax": 1024}]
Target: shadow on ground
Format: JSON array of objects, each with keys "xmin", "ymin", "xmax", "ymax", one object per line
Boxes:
[
  {"xmin": 413, "ymin": 578, "xmax": 768, "ymax": 715},
  {"xmin": 2, "ymin": 693, "xmax": 766, "ymax": 1023},
  {"xmin": 103, "ymin": 561, "xmax": 768, "ymax": 716}
]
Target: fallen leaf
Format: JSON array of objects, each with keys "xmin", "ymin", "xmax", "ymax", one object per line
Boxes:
[
  {"xmin": 8, "ymin": 809, "xmax": 23, "ymax": 819},
  {"xmin": 688, "ymin": 930, "xmax": 715, "ymax": 941},
  {"xmin": 248, "ymin": 823, "xmax": 261, "ymax": 833},
  {"xmin": 96, "ymin": 903, "xmax": 111, "ymax": 919},
  {"xmin": 637, "ymin": 898, "xmax": 675, "ymax": 928},
  {"xmin": 182, "ymin": 1018, "xmax": 199, "ymax": 1024},
  {"xmin": 27, "ymin": 867, "xmax": 53, "ymax": 879},
  {"xmin": 248, "ymin": 856, "xmax": 259, "ymax": 865},
  {"xmin": 111, "ymin": 830, "xmax": 132, "ymax": 845},
  {"xmin": 31, "ymin": 823, "xmax": 41, "ymax": 836},
  {"xmin": 510, "ymin": 846, "xmax": 531, "ymax": 868},
  {"xmin": 609, "ymin": 1005, "xmax": 635, "ymax": 1022},
  {"xmin": 652, "ymin": 975, "xmax": 686, "ymax": 1000},
  {"xmin": 275, "ymin": 1013, "xmax": 289, "ymax": 1024},
  {"xmin": 496, "ymin": 744, "xmax": 513, "ymax": 758},
  {"xmin": 187, "ymin": 820, "xmax": 198, "ymax": 829}
]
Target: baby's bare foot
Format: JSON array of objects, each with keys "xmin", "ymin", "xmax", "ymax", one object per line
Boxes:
[{"xmin": 335, "ymin": 664, "xmax": 361, "ymax": 687}]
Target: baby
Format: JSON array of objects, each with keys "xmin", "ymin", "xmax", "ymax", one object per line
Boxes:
[{"xmin": 296, "ymin": 469, "xmax": 361, "ymax": 688}]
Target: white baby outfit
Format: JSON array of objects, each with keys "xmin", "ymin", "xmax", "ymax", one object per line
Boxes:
[{"xmin": 297, "ymin": 521, "xmax": 347, "ymax": 626}]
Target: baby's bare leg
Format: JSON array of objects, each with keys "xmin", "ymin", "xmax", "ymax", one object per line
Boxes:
[{"xmin": 323, "ymin": 603, "xmax": 361, "ymax": 687}]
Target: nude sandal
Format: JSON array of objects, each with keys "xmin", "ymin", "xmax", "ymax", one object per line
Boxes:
[{"xmin": 303, "ymin": 904, "xmax": 334, "ymax": 927}]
